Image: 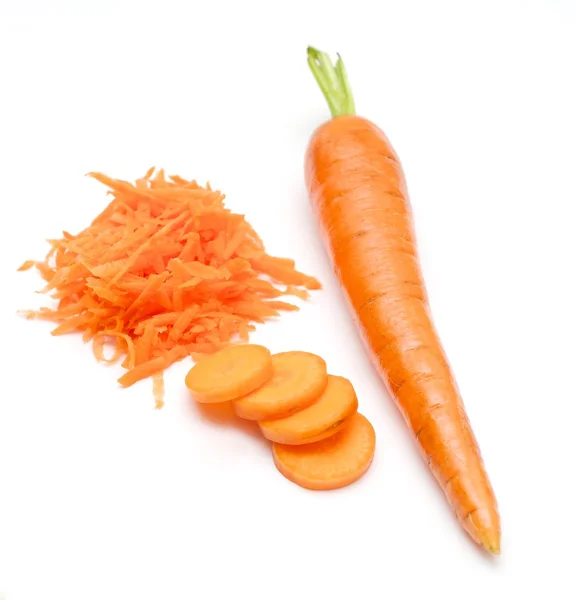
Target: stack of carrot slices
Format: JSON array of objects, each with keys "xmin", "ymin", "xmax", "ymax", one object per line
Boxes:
[{"xmin": 185, "ymin": 344, "xmax": 376, "ymax": 490}]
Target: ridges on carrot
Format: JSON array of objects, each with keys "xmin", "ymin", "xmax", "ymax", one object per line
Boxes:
[
  {"xmin": 19, "ymin": 168, "xmax": 321, "ymax": 407},
  {"xmin": 305, "ymin": 46, "xmax": 499, "ymax": 553}
]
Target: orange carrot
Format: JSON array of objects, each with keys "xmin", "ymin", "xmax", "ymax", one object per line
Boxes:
[
  {"xmin": 117, "ymin": 356, "xmax": 166, "ymax": 387},
  {"xmin": 185, "ymin": 344, "xmax": 273, "ymax": 403},
  {"xmin": 305, "ymin": 47, "xmax": 500, "ymax": 552},
  {"xmin": 273, "ymin": 412, "xmax": 375, "ymax": 490},
  {"xmin": 259, "ymin": 375, "xmax": 358, "ymax": 445},
  {"xmin": 234, "ymin": 351, "xmax": 327, "ymax": 420},
  {"xmin": 19, "ymin": 168, "xmax": 320, "ymax": 406},
  {"xmin": 153, "ymin": 373, "xmax": 165, "ymax": 410}
]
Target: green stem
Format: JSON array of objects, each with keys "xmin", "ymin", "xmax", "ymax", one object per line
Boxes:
[{"xmin": 307, "ymin": 46, "xmax": 356, "ymax": 118}]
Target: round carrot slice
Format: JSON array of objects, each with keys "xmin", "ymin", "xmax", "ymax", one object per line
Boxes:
[
  {"xmin": 259, "ymin": 375, "xmax": 358, "ymax": 445},
  {"xmin": 272, "ymin": 413, "xmax": 375, "ymax": 490},
  {"xmin": 234, "ymin": 351, "xmax": 327, "ymax": 420},
  {"xmin": 185, "ymin": 344, "xmax": 273, "ymax": 403}
]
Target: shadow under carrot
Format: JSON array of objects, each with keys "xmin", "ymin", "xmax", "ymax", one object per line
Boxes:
[{"xmin": 191, "ymin": 400, "xmax": 270, "ymax": 450}]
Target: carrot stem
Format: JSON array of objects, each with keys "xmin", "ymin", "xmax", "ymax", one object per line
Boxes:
[{"xmin": 307, "ymin": 46, "xmax": 356, "ymax": 118}]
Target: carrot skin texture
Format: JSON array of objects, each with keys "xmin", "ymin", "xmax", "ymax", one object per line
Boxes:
[{"xmin": 305, "ymin": 115, "xmax": 500, "ymax": 553}]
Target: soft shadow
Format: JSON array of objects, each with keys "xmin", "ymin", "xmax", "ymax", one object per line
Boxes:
[
  {"xmin": 186, "ymin": 397, "xmax": 270, "ymax": 451},
  {"xmin": 470, "ymin": 541, "xmax": 502, "ymax": 565}
]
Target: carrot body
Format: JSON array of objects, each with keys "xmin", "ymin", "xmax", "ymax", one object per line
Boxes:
[
  {"xmin": 273, "ymin": 412, "xmax": 375, "ymax": 490},
  {"xmin": 305, "ymin": 48, "xmax": 500, "ymax": 552},
  {"xmin": 185, "ymin": 344, "xmax": 273, "ymax": 403},
  {"xmin": 259, "ymin": 374, "xmax": 358, "ymax": 445},
  {"xmin": 234, "ymin": 351, "xmax": 327, "ymax": 420}
]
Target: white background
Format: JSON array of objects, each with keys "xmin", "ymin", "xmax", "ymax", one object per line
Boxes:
[{"xmin": 1, "ymin": 1, "xmax": 575, "ymax": 598}]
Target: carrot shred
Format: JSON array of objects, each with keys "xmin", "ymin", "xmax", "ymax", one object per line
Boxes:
[
  {"xmin": 238, "ymin": 322, "xmax": 250, "ymax": 342},
  {"xmin": 19, "ymin": 168, "xmax": 320, "ymax": 406},
  {"xmin": 93, "ymin": 333, "xmax": 123, "ymax": 364},
  {"xmin": 266, "ymin": 300, "xmax": 300, "ymax": 311},
  {"xmin": 93, "ymin": 331, "xmax": 136, "ymax": 368},
  {"xmin": 153, "ymin": 373, "xmax": 165, "ymax": 410},
  {"xmin": 18, "ymin": 260, "xmax": 36, "ymax": 272},
  {"xmin": 251, "ymin": 255, "xmax": 321, "ymax": 290},
  {"xmin": 118, "ymin": 356, "xmax": 165, "ymax": 387},
  {"xmin": 285, "ymin": 285, "xmax": 310, "ymax": 300}
]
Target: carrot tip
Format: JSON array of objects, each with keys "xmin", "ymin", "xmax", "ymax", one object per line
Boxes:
[{"xmin": 483, "ymin": 539, "xmax": 501, "ymax": 555}]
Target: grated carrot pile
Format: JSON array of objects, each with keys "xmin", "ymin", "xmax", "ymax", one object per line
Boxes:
[{"xmin": 19, "ymin": 168, "xmax": 320, "ymax": 407}]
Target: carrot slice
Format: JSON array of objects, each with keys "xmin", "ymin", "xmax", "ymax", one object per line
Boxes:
[
  {"xmin": 272, "ymin": 413, "xmax": 375, "ymax": 490},
  {"xmin": 259, "ymin": 375, "xmax": 358, "ymax": 445},
  {"xmin": 234, "ymin": 351, "xmax": 327, "ymax": 421},
  {"xmin": 185, "ymin": 344, "xmax": 273, "ymax": 403}
]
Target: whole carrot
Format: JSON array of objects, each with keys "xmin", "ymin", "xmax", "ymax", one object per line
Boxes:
[{"xmin": 305, "ymin": 47, "xmax": 500, "ymax": 553}]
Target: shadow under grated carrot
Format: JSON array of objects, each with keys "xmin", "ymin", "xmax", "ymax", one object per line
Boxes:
[{"xmin": 18, "ymin": 168, "xmax": 320, "ymax": 405}]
